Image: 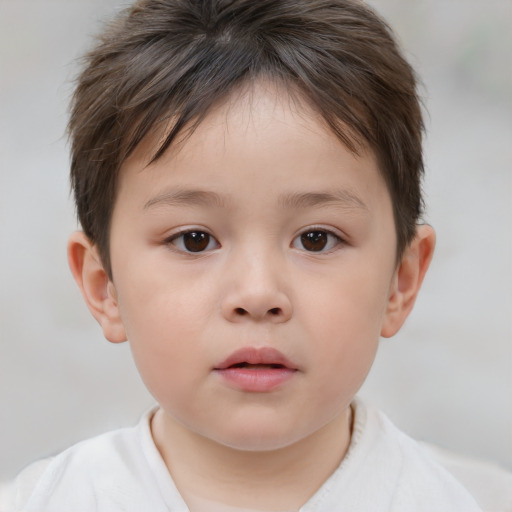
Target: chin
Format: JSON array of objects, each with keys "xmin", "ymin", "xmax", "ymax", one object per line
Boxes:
[{"xmin": 204, "ymin": 421, "xmax": 313, "ymax": 452}]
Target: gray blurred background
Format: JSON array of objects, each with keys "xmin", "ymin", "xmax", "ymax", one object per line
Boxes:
[{"xmin": 0, "ymin": 0, "xmax": 511, "ymax": 480}]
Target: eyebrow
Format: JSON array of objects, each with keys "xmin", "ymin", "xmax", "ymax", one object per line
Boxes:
[
  {"xmin": 143, "ymin": 189, "xmax": 226, "ymax": 210},
  {"xmin": 278, "ymin": 190, "xmax": 369, "ymax": 212},
  {"xmin": 143, "ymin": 187, "xmax": 368, "ymax": 212}
]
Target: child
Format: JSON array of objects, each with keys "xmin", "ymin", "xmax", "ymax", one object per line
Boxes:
[{"xmin": 2, "ymin": 0, "xmax": 509, "ymax": 510}]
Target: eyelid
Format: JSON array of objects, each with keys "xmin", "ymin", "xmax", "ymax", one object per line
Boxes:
[
  {"xmin": 295, "ymin": 224, "xmax": 347, "ymax": 240},
  {"xmin": 164, "ymin": 226, "xmax": 220, "ymax": 254},
  {"xmin": 291, "ymin": 225, "xmax": 347, "ymax": 253}
]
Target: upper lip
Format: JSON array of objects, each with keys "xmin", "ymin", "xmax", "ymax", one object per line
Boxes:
[{"xmin": 214, "ymin": 347, "xmax": 297, "ymax": 370}]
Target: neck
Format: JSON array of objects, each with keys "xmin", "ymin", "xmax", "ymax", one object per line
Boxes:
[{"xmin": 151, "ymin": 407, "xmax": 353, "ymax": 512}]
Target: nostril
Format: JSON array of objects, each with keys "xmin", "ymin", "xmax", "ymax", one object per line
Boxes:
[
  {"xmin": 269, "ymin": 307, "xmax": 281, "ymax": 315},
  {"xmin": 235, "ymin": 307, "xmax": 247, "ymax": 316}
]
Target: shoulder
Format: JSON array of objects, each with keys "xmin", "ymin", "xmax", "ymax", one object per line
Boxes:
[
  {"xmin": 365, "ymin": 403, "xmax": 484, "ymax": 509},
  {"xmin": 310, "ymin": 400, "xmax": 487, "ymax": 512},
  {"xmin": 0, "ymin": 409, "xmax": 172, "ymax": 512},
  {"xmin": 421, "ymin": 441, "xmax": 512, "ymax": 512},
  {"xmin": 1, "ymin": 458, "xmax": 53, "ymax": 512},
  {"xmin": 356, "ymin": 401, "xmax": 511, "ymax": 512}
]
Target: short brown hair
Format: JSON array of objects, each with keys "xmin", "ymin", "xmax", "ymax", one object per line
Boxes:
[{"xmin": 69, "ymin": 0, "xmax": 425, "ymax": 276}]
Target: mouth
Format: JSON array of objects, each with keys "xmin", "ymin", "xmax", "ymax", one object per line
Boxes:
[
  {"xmin": 214, "ymin": 347, "xmax": 297, "ymax": 371},
  {"xmin": 228, "ymin": 363, "xmax": 288, "ymax": 369},
  {"xmin": 214, "ymin": 347, "xmax": 298, "ymax": 392}
]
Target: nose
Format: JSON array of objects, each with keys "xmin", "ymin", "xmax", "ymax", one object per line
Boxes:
[{"xmin": 221, "ymin": 252, "xmax": 293, "ymax": 324}]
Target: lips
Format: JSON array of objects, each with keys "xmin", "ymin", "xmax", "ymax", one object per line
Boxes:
[
  {"xmin": 215, "ymin": 347, "xmax": 296, "ymax": 370},
  {"xmin": 214, "ymin": 347, "xmax": 298, "ymax": 392}
]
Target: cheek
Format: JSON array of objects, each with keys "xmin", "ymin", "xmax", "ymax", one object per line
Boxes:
[
  {"xmin": 114, "ymin": 267, "xmax": 211, "ymax": 392},
  {"xmin": 116, "ymin": 252, "xmax": 211, "ymax": 334},
  {"xmin": 305, "ymin": 262, "xmax": 391, "ymax": 337},
  {"xmin": 301, "ymin": 265, "xmax": 390, "ymax": 388}
]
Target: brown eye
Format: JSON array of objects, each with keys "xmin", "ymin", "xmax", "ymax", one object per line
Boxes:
[
  {"xmin": 183, "ymin": 232, "xmax": 210, "ymax": 252},
  {"xmin": 300, "ymin": 231, "xmax": 328, "ymax": 251},
  {"xmin": 292, "ymin": 229, "xmax": 342, "ymax": 253},
  {"xmin": 169, "ymin": 230, "xmax": 219, "ymax": 253}
]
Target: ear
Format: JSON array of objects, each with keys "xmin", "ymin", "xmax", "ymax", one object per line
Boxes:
[
  {"xmin": 380, "ymin": 224, "xmax": 436, "ymax": 338},
  {"xmin": 67, "ymin": 231, "xmax": 127, "ymax": 343}
]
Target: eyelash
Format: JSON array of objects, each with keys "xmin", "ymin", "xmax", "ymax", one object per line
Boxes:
[
  {"xmin": 165, "ymin": 229, "xmax": 220, "ymax": 254},
  {"xmin": 291, "ymin": 227, "xmax": 344, "ymax": 253},
  {"xmin": 165, "ymin": 227, "xmax": 345, "ymax": 254}
]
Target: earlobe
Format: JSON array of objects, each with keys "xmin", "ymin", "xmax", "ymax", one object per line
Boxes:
[
  {"xmin": 380, "ymin": 224, "xmax": 436, "ymax": 338},
  {"xmin": 67, "ymin": 231, "xmax": 127, "ymax": 343}
]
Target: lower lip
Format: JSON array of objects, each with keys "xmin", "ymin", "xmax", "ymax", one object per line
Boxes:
[{"xmin": 215, "ymin": 367, "xmax": 296, "ymax": 392}]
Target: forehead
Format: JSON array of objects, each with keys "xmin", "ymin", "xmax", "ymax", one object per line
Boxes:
[
  {"xmin": 109, "ymin": 81, "xmax": 397, "ymax": 271},
  {"xmin": 125, "ymin": 81, "xmax": 375, "ymax": 174},
  {"xmin": 114, "ymin": 81, "xmax": 387, "ymax": 218}
]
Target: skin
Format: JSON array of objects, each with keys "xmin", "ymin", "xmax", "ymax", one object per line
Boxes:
[{"xmin": 69, "ymin": 82, "xmax": 435, "ymax": 511}]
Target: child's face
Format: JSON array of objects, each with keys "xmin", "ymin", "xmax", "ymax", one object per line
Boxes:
[{"xmin": 108, "ymin": 83, "xmax": 399, "ymax": 450}]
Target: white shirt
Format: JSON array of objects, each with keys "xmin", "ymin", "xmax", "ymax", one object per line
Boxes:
[{"xmin": 2, "ymin": 400, "xmax": 510, "ymax": 512}]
